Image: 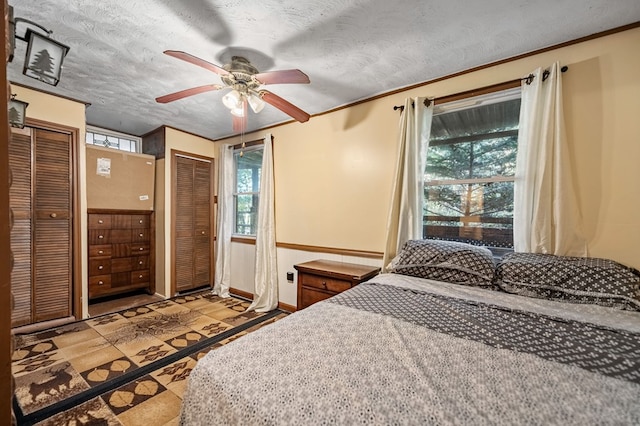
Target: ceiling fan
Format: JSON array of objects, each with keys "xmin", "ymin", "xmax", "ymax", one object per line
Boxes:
[{"xmin": 156, "ymin": 50, "xmax": 311, "ymax": 132}]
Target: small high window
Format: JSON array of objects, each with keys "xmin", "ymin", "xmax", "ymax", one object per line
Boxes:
[{"xmin": 86, "ymin": 126, "xmax": 141, "ymax": 153}]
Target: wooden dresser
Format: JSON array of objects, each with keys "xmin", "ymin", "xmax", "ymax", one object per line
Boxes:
[
  {"xmin": 88, "ymin": 209, "xmax": 155, "ymax": 300},
  {"xmin": 294, "ymin": 260, "xmax": 380, "ymax": 310}
]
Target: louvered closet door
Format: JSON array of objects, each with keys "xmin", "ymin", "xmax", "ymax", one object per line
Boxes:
[
  {"xmin": 33, "ymin": 129, "xmax": 72, "ymax": 321},
  {"xmin": 9, "ymin": 127, "xmax": 73, "ymax": 327},
  {"xmin": 174, "ymin": 155, "xmax": 213, "ymax": 293},
  {"xmin": 9, "ymin": 129, "xmax": 33, "ymax": 327}
]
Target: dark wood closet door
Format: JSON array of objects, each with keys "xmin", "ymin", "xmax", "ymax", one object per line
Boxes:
[
  {"xmin": 9, "ymin": 129, "xmax": 33, "ymax": 327},
  {"xmin": 9, "ymin": 127, "xmax": 73, "ymax": 326},
  {"xmin": 173, "ymin": 154, "xmax": 213, "ymax": 293}
]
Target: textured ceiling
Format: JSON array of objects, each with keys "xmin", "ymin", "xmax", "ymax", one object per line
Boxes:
[{"xmin": 7, "ymin": 0, "xmax": 640, "ymax": 141}]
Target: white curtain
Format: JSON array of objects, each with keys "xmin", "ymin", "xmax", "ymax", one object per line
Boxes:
[
  {"xmin": 212, "ymin": 144, "xmax": 234, "ymax": 298},
  {"xmin": 248, "ymin": 133, "xmax": 278, "ymax": 312},
  {"xmin": 382, "ymin": 97, "xmax": 433, "ymax": 271},
  {"xmin": 514, "ymin": 62, "xmax": 587, "ymax": 256}
]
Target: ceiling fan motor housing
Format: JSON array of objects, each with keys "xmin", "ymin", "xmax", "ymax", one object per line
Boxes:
[{"xmin": 222, "ymin": 56, "xmax": 261, "ymax": 91}]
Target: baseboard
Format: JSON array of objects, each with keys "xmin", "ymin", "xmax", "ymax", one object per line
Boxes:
[{"xmin": 230, "ymin": 287, "xmax": 296, "ymax": 313}]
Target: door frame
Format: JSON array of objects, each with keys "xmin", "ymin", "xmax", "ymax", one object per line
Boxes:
[{"xmin": 170, "ymin": 149, "xmax": 215, "ymax": 296}]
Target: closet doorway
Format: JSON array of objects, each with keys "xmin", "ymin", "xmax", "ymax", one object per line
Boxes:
[
  {"xmin": 9, "ymin": 122, "xmax": 80, "ymax": 329},
  {"xmin": 171, "ymin": 150, "xmax": 214, "ymax": 295}
]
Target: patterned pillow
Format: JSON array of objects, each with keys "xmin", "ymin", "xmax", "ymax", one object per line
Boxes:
[
  {"xmin": 496, "ymin": 252, "xmax": 640, "ymax": 311},
  {"xmin": 390, "ymin": 239, "xmax": 496, "ymax": 287}
]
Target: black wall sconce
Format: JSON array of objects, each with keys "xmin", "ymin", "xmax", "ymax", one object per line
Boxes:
[
  {"xmin": 9, "ymin": 94, "xmax": 29, "ymax": 129},
  {"xmin": 8, "ymin": 5, "xmax": 70, "ymax": 86}
]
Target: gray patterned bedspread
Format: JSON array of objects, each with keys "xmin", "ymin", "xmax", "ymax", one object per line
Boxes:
[{"xmin": 180, "ymin": 274, "xmax": 640, "ymax": 425}]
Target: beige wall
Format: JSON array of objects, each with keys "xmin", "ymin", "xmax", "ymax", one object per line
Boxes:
[{"xmin": 219, "ymin": 27, "xmax": 640, "ymax": 271}]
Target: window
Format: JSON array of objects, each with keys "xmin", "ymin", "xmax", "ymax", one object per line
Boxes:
[
  {"xmin": 86, "ymin": 126, "xmax": 141, "ymax": 153},
  {"xmin": 423, "ymin": 88, "xmax": 521, "ymax": 249},
  {"xmin": 233, "ymin": 145, "xmax": 263, "ymax": 236}
]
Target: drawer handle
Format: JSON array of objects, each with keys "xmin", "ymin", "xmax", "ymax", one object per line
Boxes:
[
  {"xmin": 98, "ymin": 265, "xmax": 103, "ymax": 270},
  {"xmin": 139, "ymin": 274, "xmax": 143, "ymax": 279},
  {"xmin": 139, "ymin": 219, "xmax": 143, "ymax": 224},
  {"xmin": 139, "ymin": 260, "xmax": 143, "ymax": 265},
  {"xmin": 50, "ymin": 213, "xmax": 57, "ymax": 218},
  {"xmin": 139, "ymin": 233, "xmax": 144, "ymax": 237},
  {"xmin": 98, "ymin": 219, "xmax": 103, "ymax": 224},
  {"xmin": 201, "ymin": 231, "xmax": 205, "ymax": 235},
  {"xmin": 322, "ymin": 281, "xmax": 327, "ymax": 289},
  {"xmin": 98, "ymin": 250, "xmax": 104, "ymax": 254},
  {"xmin": 98, "ymin": 280, "xmax": 104, "ymax": 285},
  {"xmin": 139, "ymin": 247, "xmax": 144, "ymax": 251},
  {"xmin": 98, "ymin": 235, "xmax": 104, "ymax": 239}
]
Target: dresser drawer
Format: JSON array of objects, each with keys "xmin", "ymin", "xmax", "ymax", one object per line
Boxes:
[
  {"xmin": 300, "ymin": 287, "xmax": 335, "ymax": 307},
  {"xmin": 89, "ymin": 244, "xmax": 111, "ymax": 257},
  {"xmin": 131, "ymin": 214, "xmax": 150, "ymax": 228},
  {"xmin": 301, "ymin": 273, "xmax": 352, "ymax": 293},
  {"xmin": 131, "ymin": 228, "xmax": 150, "ymax": 242},
  {"xmin": 88, "ymin": 214, "xmax": 112, "ymax": 229},
  {"xmin": 130, "ymin": 243, "xmax": 150, "ymax": 255},
  {"xmin": 88, "ymin": 229, "xmax": 110, "ymax": 244},
  {"xmin": 89, "ymin": 274, "xmax": 111, "ymax": 289},
  {"xmin": 132, "ymin": 256, "xmax": 149, "ymax": 270},
  {"xmin": 89, "ymin": 259, "xmax": 111, "ymax": 276},
  {"xmin": 131, "ymin": 270, "xmax": 150, "ymax": 284}
]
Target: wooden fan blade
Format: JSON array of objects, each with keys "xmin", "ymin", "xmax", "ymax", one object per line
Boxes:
[
  {"xmin": 164, "ymin": 50, "xmax": 230, "ymax": 76},
  {"xmin": 260, "ymin": 91, "xmax": 310, "ymax": 123},
  {"xmin": 155, "ymin": 84, "xmax": 224, "ymax": 103},
  {"xmin": 232, "ymin": 99, "xmax": 248, "ymax": 133},
  {"xmin": 253, "ymin": 69, "xmax": 310, "ymax": 85}
]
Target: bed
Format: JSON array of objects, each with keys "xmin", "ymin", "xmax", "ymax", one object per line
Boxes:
[{"xmin": 180, "ymin": 240, "xmax": 640, "ymax": 425}]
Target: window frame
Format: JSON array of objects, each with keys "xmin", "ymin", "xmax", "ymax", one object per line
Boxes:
[
  {"xmin": 423, "ymin": 87, "xmax": 521, "ymax": 251},
  {"xmin": 232, "ymin": 143, "xmax": 264, "ymax": 238},
  {"xmin": 85, "ymin": 125, "xmax": 141, "ymax": 153}
]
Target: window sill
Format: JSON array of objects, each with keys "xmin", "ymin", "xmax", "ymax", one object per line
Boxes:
[{"xmin": 231, "ymin": 235, "xmax": 256, "ymax": 245}]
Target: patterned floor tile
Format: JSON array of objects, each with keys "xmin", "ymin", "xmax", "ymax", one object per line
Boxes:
[
  {"xmin": 33, "ymin": 396, "xmax": 121, "ymax": 426},
  {"xmin": 114, "ymin": 337, "xmax": 178, "ymax": 367},
  {"xmin": 14, "ymin": 361, "xmax": 90, "ymax": 415},
  {"xmin": 150, "ymin": 356, "xmax": 197, "ymax": 399},
  {"xmin": 51, "ymin": 327, "xmax": 103, "ymax": 349},
  {"xmin": 81, "ymin": 356, "xmax": 136, "ymax": 388},
  {"xmin": 87, "ymin": 313, "xmax": 132, "ymax": 336}
]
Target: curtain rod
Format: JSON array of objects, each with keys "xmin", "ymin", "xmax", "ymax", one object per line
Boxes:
[{"xmin": 393, "ymin": 65, "xmax": 569, "ymax": 112}]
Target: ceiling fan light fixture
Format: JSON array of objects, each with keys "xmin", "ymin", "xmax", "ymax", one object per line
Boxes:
[
  {"xmin": 222, "ymin": 89, "xmax": 242, "ymax": 110},
  {"xmin": 230, "ymin": 105, "xmax": 245, "ymax": 117},
  {"xmin": 248, "ymin": 93, "xmax": 265, "ymax": 114}
]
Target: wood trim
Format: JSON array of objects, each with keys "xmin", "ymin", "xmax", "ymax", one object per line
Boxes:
[
  {"xmin": 276, "ymin": 242, "xmax": 383, "ymax": 259},
  {"xmin": 432, "ymin": 80, "xmax": 522, "ymax": 106},
  {"xmin": 8, "ymin": 80, "xmax": 91, "ymax": 106},
  {"xmin": 231, "ymin": 138, "xmax": 264, "ymax": 150},
  {"xmin": 87, "ymin": 208, "xmax": 153, "ymax": 215},
  {"xmin": 211, "ymin": 22, "xmax": 640, "ymax": 142},
  {"xmin": 230, "ymin": 238, "xmax": 383, "ymax": 259},
  {"xmin": 230, "ymin": 287, "xmax": 296, "ymax": 313},
  {"xmin": 23, "ymin": 117, "xmax": 82, "ymax": 322},
  {"xmin": 1, "ymin": 1, "xmax": 13, "ymax": 421}
]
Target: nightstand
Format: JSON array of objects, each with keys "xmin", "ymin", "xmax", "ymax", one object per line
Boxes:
[{"xmin": 294, "ymin": 259, "xmax": 380, "ymax": 310}]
